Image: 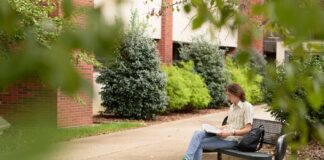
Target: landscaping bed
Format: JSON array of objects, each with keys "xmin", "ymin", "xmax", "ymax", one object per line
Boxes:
[
  {"xmin": 297, "ymin": 141, "xmax": 324, "ymax": 160},
  {"xmin": 93, "ymin": 108, "xmax": 229, "ymax": 126}
]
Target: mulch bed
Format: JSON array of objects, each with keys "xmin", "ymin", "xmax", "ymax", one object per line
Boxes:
[
  {"xmin": 93, "ymin": 108, "xmax": 229, "ymax": 126},
  {"xmin": 297, "ymin": 141, "xmax": 324, "ymax": 160},
  {"xmin": 258, "ymin": 141, "xmax": 324, "ymax": 160}
]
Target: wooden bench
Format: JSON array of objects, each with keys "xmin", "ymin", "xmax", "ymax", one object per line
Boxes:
[
  {"xmin": 0, "ymin": 116, "xmax": 10, "ymax": 135},
  {"xmin": 203, "ymin": 117, "xmax": 290, "ymax": 160}
]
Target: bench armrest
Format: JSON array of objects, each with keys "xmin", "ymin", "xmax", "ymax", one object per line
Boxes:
[
  {"xmin": 221, "ymin": 116, "xmax": 228, "ymax": 126},
  {"xmin": 274, "ymin": 132, "xmax": 295, "ymax": 160}
]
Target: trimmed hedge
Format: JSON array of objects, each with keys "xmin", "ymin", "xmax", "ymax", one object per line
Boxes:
[{"xmin": 162, "ymin": 61, "xmax": 211, "ymax": 111}]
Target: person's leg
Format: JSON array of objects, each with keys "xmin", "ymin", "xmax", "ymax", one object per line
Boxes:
[
  {"xmin": 183, "ymin": 130, "xmax": 214, "ymax": 160},
  {"xmin": 192, "ymin": 136, "xmax": 237, "ymax": 160},
  {"xmin": 202, "ymin": 136, "xmax": 238, "ymax": 150}
]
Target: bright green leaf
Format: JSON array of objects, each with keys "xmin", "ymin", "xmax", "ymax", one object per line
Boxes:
[{"xmin": 184, "ymin": 4, "xmax": 191, "ymax": 13}]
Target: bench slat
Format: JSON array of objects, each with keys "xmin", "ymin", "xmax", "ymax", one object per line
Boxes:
[{"xmin": 252, "ymin": 119, "xmax": 283, "ymax": 145}]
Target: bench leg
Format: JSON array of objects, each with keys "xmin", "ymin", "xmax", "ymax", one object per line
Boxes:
[{"xmin": 217, "ymin": 153, "xmax": 222, "ymax": 160}]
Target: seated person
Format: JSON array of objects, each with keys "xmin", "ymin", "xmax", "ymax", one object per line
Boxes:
[{"xmin": 183, "ymin": 83, "xmax": 253, "ymax": 160}]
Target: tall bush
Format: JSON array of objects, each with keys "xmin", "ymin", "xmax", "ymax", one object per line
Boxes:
[
  {"xmin": 162, "ymin": 61, "xmax": 211, "ymax": 111},
  {"xmin": 179, "ymin": 37, "xmax": 228, "ymax": 107},
  {"xmin": 265, "ymin": 55, "xmax": 324, "ymax": 126},
  {"xmin": 225, "ymin": 57, "xmax": 264, "ymax": 104},
  {"xmin": 97, "ymin": 12, "xmax": 167, "ymax": 120}
]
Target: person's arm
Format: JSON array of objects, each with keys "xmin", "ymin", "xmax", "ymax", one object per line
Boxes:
[
  {"xmin": 232, "ymin": 123, "xmax": 252, "ymax": 136},
  {"xmin": 218, "ymin": 103, "xmax": 254, "ymax": 138},
  {"xmin": 217, "ymin": 123, "xmax": 252, "ymax": 138},
  {"xmin": 219, "ymin": 125, "xmax": 227, "ymax": 130}
]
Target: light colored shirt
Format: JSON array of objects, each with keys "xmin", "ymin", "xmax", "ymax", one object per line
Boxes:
[{"xmin": 223, "ymin": 101, "xmax": 254, "ymax": 142}]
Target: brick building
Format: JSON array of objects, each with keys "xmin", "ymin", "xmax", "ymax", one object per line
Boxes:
[
  {"xmin": 0, "ymin": 0, "xmax": 267, "ymax": 128},
  {"xmin": 97, "ymin": 0, "xmax": 264, "ymax": 65}
]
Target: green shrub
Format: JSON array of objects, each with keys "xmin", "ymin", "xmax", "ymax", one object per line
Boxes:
[
  {"xmin": 96, "ymin": 12, "xmax": 167, "ymax": 120},
  {"xmin": 179, "ymin": 37, "xmax": 228, "ymax": 107},
  {"xmin": 265, "ymin": 55, "xmax": 324, "ymax": 125},
  {"xmin": 162, "ymin": 65, "xmax": 190, "ymax": 110},
  {"xmin": 248, "ymin": 52, "xmax": 267, "ymax": 76},
  {"xmin": 162, "ymin": 61, "xmax": 211, "ymax": 111},
  {"xmin": 225, "ymin": 57, "xmax": 264, "ymax": 104}
]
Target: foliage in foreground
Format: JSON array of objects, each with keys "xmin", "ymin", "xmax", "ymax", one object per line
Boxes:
[
  {"xmin": 265, "ymin": 56, "xmax": 324, "ymax": 142},
  {"xmin": 182, "ymin": 0, "xmax": 324, "ymax": 150}
]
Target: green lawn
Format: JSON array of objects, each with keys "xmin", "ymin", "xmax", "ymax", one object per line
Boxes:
[
  {"xmin": 57, "ymin": 121, "xmax": 145, "ymax": 140},
  {"xmin": 0, "ymin": 121, "xmax": 145, "ymax": 159}
]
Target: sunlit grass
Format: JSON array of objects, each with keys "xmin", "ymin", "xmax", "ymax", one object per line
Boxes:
[
  {"xmin": 57, "ymin": 121, "xmax": 145, "ymax": 141},
  {"xmin": 0, "ymin": 121, "xmax": 145, "ymax": 160}
]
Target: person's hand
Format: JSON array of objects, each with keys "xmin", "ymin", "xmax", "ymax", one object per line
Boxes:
[{"xmin": 217, "ymin": 130, "xmax": 232, "ymax": 138}]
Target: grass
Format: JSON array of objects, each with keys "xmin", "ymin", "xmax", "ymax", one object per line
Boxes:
[
  {"xmin": 57, "ymin": 121, "xmax": 145, "ymax": 140},
  {"xmin": 0, "ymin": 121, "xmax": 145, "ymax": 159}
]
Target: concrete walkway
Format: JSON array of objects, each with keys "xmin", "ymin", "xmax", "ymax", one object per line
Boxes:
[{"xmin": 50, "ymin": 104, "xmax": 274, "ymax": 160}]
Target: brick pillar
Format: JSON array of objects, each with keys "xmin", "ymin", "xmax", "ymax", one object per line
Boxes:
[
  {"xmin": 238, "ymin": 0, "xmax": 264, "ymax": 54},
  {"xmin": 57, "ymin": 62, "xmax": 93, "ymax": 127},
  {"xmin": 158, "ymin": 0, "xmax": 173, "ymax": 65},
  {"xmin": 55, "ymin": 0, "xmax": 94, "ymax": 127}
]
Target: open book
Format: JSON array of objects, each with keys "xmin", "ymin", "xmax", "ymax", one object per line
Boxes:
[{"xmin": 202, "ymin": 124, "xmax": 221, "ymax": 134}]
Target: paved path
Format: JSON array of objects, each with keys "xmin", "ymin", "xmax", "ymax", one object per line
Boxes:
[{"xmin": 50, "ymin": 104, "xmax": 274, "ymax": 160}]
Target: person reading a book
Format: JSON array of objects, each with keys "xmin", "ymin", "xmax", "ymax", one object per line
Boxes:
[{"xmin": 182, "ymin": 83, "xmax": 253, "ymax": 160}]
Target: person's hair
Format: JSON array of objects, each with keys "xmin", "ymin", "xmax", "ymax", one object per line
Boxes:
[{"xmin": 226, "ymin": 83, "xmax": 246, "ymax": 102}]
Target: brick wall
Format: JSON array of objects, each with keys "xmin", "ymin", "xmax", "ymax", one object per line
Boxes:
[
  {"xmin": 238, "ymin": 0, "xmax": 264, "ymax": 54},
  {"xmin": 0, "ymin": 80, "xmax": 57, "ymax": 125},
  {"xmin": 0, "ymin": 0, "xmax": 94, "ymax": 128},
  {"xmin": 0, "ymin": 63, "xmax": 94, "ymax": 128},
  {"xmin": 158, "ymin": 0, "xmax": 173, "ymax": 65},
  {"xmin": 57, "ymin": 61, "xmax": 93, "ymax": 127},
  {"xmin": 55, "ymin": 0, "xmax": 94, "ymax": 127}
]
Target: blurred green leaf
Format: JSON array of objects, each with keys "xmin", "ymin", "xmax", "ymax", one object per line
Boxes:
[
  {"xmin": 307, "ymin": 92, "xmax": 324, "ymax": 110},
  {"xmin": 62, "ymin": 0, "xmax": 74, "ymax": 18},
  {"xmin": 184, "ymin": 4, "xmax": 191, "ymax": 13},
  {"xmin": 236, "ymin": 51, "xmax": 250, "ymax": 64},
  {"xmin": 191, "ymin": 0, "xmax": 201, "ymax": 7},
  {"xmin": 192, "ymin": 17, "xmax": 204, "ymax": 29}
]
